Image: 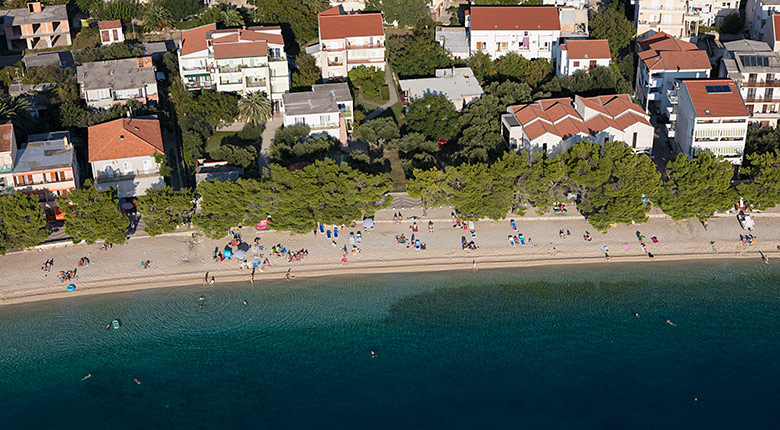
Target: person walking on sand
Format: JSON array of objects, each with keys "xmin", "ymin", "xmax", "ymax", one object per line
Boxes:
[
  {"xmin": 760, "ymin": 251, "xmax": 769, "ymax": 264},
  {"xmin": 702, "ymin": 219, "xmax": 709, "ymax": 231},
  {"xmin": 285, "ymin": 268, "xmax": 294, "ymax": 281},
  {"xmin": 203, "ymin": 272, "xmax": 209, "ymax": 286},
  {"xmin": 472, "ymin": 259, "xmax": 477, "ymax": 271}
]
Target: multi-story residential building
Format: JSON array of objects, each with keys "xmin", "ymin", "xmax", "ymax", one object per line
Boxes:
[
  {"xmin": 633, "ymin": 0, "xmax": 735, "ymax": 38},
  {"xmin": 329, "ymin": 0, "xmax": 366, "ymax": 11},
  {"xmin": 98, "ymin": 20, "xmax": 124, "ymax": 45},
  {"xmin": 178, "ymin": 24, "xmax": 290, "ymax": 109},
  {"xmin": 435, "ymin": 27, "xmax": 470, "ymax": 60},
  {"xmin": 672, "ymin": 79, "xmax": 748, "ymax": 164},
  {"xmin": 720, "ymin": 39, "xmax": 780, "ymax": 127},
  {"xmin": 13, "ymin": 131, "xmax": 78, "ymax": 222},
  {"xmin": 76, "ymin": 57, "xmax": 158, "ymax": 110},
  {"xmin": 399, "ymin": 67, "xmax": 484, "ymax": 112},
  {"xmin": 0, "ymin": 2, "xmax": 71, "ymax": 51},
  {"xmin": 556, "ymin": 39, "xmax": 611, "ymax": 76},
  {"xmin": 315, "ymin": 7, "xmax": 386, "ymax": 80},
  {"xmin": 634, "ymin": 32, "xmax": 711, "ymax": 118},
  {"xmin": 747, "ymin": 0, "xmax": 780, "ymax": 41},
  {"xmin": 0, "ymin": 122, "xmax": 17, "ymax": 195},
  {"xmin": 281, "ymin": 83, "xmax": 353, "ymax": 145},
  {"xmin": 501, "ymin": 94, "xmax": 654, "ymax": 156},
  {"xmin": 466, "ymin": 6, "xmax": 561, "ymax": 60},
  {"xmin": 88, "ymin": 118, "xmax": 165, "ymax": 198}
]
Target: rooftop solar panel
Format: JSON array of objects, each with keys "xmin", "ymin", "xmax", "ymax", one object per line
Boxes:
[{"xmin": 705, "ymin": 85, "xmax": 731, "ymax": 93}]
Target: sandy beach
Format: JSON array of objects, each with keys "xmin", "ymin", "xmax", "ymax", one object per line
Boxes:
[{"xmin": 1, "ymin": 204, "xmax": 778, "ymax": 306}]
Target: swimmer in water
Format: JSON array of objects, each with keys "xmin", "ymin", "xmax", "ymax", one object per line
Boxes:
[
  {"xmin": 370, "ymin": 350, "xmax": 376, "ymax": 358},
  {"xmin": 634, "ymin": 312, "xmax": 640, "ymax": 318},
  {"xmin": 243, "ymin": 299, "xmax": 248, "ymax": 305},
  {"xmin": 134, "ymin": 378, "xmax": 142, "ymax": 385},
  {"xmin": 82, "ymin": 373, "xmax": 92, "ymax": 380},
  {"xmin": 199, "ymin": 295, "xmax": 205, "ymax": 301},
  {"xmin": 666, "ymin": 319, "xmax": 677, "ymax": 327}
]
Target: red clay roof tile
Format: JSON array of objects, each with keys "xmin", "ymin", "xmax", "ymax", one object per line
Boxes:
[
  {"xmin": 88, "ymin": 118, "xmax": 164, "ymax": 162},
  {"xmin": 469, "ymin": 6, "xmax": 560, "ymax": 31}
]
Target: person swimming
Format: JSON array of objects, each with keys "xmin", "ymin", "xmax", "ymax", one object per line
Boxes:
[
  {"xmin": 634, "ymin": 312, "xmax": 640, "ymax": 318},
  {"xmin": 370, "ymin": 350, "xmax": 377, "ymax": 358},
  {"xmin": 666, "ymin": 319, "xmax": 677, "ymax": 327},
  {"xmin": 82, "ymin": 373, "xmax": 92, "ymax": 380},
  {"xmin": 243, "ymin": 299, "xmax": 248, "ymax": 306},
  {"xmin": 133, "ymin": 378, "xmax": 142, "ymax": 385}
]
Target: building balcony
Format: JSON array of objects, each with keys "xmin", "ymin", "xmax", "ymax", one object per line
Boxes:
[
  {"xmin": 640, "ymin": 5, "xmax": 685, "ymax": 12},
  {"xmin": 246, "ymin": 78, "xmax": 267, "ymax": 88},
  {"xmin": 327, "ymin": 60, "xmax": 344, "ymax": 67},
  {"xmin": 0, "ymin": 164, "xmax": 13, "ymax": 174},
  {"xmin": 346, "ymin": 42, "xmax": 384, "ymax": 50},
  {"xmin": 647, "ymin": 91, "xmax": 662, "ymax": 101},
  {"xmin": 745, "ymin": 97, "xmax": 780, "ymax": 103},
  {"xmin": 95, "ymin": 170, "xmax": 160, "ymax": 184},
  {"xmin": 648, "ymin": 78, "xmax": 662, "ymax": 88},
  {"xmin": 348, "ymin": 57, "xmax": 385, "ymax": 64},
  {"xmin": 742, "ymin": 81, "xmax": 780, "ymax": 88}
]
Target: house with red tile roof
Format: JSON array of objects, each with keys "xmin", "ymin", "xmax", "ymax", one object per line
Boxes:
[
  {"xmin": 0, "ymin": 121, "xmax": 17, "ymax": 195},
  {"xmin": 98, "ymin": 20, "xmax": 123, "ymax": 45},
  {"xmin": 315, "ymin": 6, "xmax": 385, "ymax": 80},
  {"xmin": 466, "ymin": 6, "xmax": 562, "ymax": 60},
  {"xmin": 177, "ymin": 24, "xmax": 289, "ymax": 109},
  {"xmin": 88, "ymin": 118, "xmax": 165, "ymax": 198},
  {"xmin": 672, "ymin": 79, "xmax": 748, "ymax": 165},
  {"xmin": 634, "ymin": 32, "xmax": 711, "ymax": 117},
  {"xmin": 556, "ymin": 39, "xmax": 611, "ymax": 76},
  {"xmin": 501, "ymin": 94, "xmax": 653, "ymax": 156},
  {"xmin": 720, "ymin": 39, "xmax": 780, "ymax": 127}
]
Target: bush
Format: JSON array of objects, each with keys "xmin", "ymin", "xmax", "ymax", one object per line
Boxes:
[
  {"xmin": 380, "ymin": 85, "xmax": 390, "ymax": 100},
  {"xmin": 73, "ymin": 42, "xmax": 145, "ymax": 64}
]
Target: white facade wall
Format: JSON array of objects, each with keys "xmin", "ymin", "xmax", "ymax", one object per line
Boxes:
[
  {"xmin": 635, "ymin": 62, "xmax": 710, "ymax": 113},
  {"xmin": 468, "ymin": 29, "xmax": 560, "ymax": 60},
  {"xmin": 283, "ymin": 111, "xmax": 341, "ymax": 140},
  {"xmin": 557, "ymin": 50, "xmax": 611, "ymax": 76},
  {"xmin": 320, "ymin": 35, "xmax": 386, "ymax": 80},
  {"xmin": 0, "ymin": 133, "xmax": 17, "ymax": 194},
  {"xmin": 674, "ymin": 95, "xmax": 748, "ymax": 164},
  {"xmin": 84, "ymin": 82, "xmax": 159, "ymax": 110},
  {"xmin": 91, "ymin": 155, "xmax": 164, "ymax": 198},
  {"xmin": 100, "ymin": 27, "xmax": 124, "ymax": 45}
]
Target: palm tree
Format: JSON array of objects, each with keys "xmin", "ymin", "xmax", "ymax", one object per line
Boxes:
[
  {"xmin": 0, "ymin": 96, "xmax": 32, "ymax": 131},
  {"xmin": 237, "ymin": 91, "xmax": 272, "ymax": 126},
  {"xmin": 144, "ymin": 4, "xmax": 173, "ymax": 32},
  {"xmin": 220, "ymin": 8, "xmax": 244, "ymax": 28}
]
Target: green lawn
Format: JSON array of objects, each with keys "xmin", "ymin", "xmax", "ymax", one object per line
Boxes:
[
  {"xmin": 383, "ymin": 149, "xmax": 408, "ymax": 192},
  {"xmin": 206, "ymin": 131, "xmax": 238, "ymax": 155}
]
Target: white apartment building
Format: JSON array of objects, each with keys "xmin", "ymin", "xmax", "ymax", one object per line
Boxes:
[
  {"xmin": 635, "ymin": 32, "xmax": 711, "ymax": 121},
  {"xmin": 720, "ymin": 39, "xmax": 780, "ymax": 127},
  {"xmin": 399, "ymin": 67, "xmax": 484, "ymax": 112},
  {"xmin": 673, "ymin": 79, "xmax": 748, "ymax": 164},
  {"xmin": 501, "ymin": 94, "xmax": 653, "ymax": 156},
  {"xmin": 281, "ymin": 83, "xmax": 354, "ymax": 146},
  {"xmin": 88, "ymin": 118, "xmax": 165, "ymax": 198},
  {"xmin": 556, "ymin": 39, "xmax": 611, "ymax": 76},
  {"xmin": 76, "ymin": 56, "xmax": 158, "ymax": 110},
  {"xmin": 315, "ymin": 7, "xmax": 385, "ymax": 80},
  {"xmin": 178, "ymin": 24, "xmax": 290, "ymax": 109},
  {"xmin": 466, "ymin": 6, "xmax": 562, "ymax": 60},
  {"xmin": 747, "ymin": 0, "xmax": 780, "ymax": 41},
  {"xmin": 634, "ymin": 0, "xmax": 735, "ymax": 39},
  {"xmin": 0, "ymin": 122, "xmax": 17, "ymax": 195}
]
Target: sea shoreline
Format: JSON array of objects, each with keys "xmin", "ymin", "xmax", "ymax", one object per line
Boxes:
[{"xmin": 0, "ymin": 251, "xmax": 766, "ymax": 307}]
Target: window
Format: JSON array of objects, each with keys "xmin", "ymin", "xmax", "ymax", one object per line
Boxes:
[
  {"xmin": 143, "ymin": 159, "xmax": 151, "ymax": 173},
  {"xmin": 573, "ymin": 61, "xmax": 580, "ymax": 67},
  {"xmin": 766, "ymin": 88, "xmax": 774, "ymax": 100},
  {"xmin": 112, "ymin": 29, "xmax": 118, "ymax": 40},
  {"xmin": 747, "ymin": 88, "xmax": 756, "ymax": 100},
  {"xmin": 632, "ymin": 132, "xmax": 638, "ymax": 149},
  {"xmin": 101, "ymin": 30, "xmax": 110, "ymax": 42},
  {"xmin": 496, "ymin": 42, "xmax": 508, "ymax": 52},
  {"xmin": 541, "ymin": 42, "xmax": 549, "ymax": 51},
  {"xmin": 320, "ymin": 115, "xmax": 330, "ymax": 125},
  {"xmin": 123, "ymin": 162, "xmax": 131, "ymax": 173},
  {"xmin": 476, "ymin": 42, "xmax": 484, "ymax": 51},
  {"xmin": 589, "ymin": 60, "xmax": 597, "ymax": 68}
]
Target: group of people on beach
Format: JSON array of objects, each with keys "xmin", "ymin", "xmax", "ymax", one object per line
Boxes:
[
  {"xmin": 41, "ymin": 258, "xmax": 54, "ymax": 272},
  {"xmin": 739, "ymin": 234, "xmax": 757, "ymax": 246},
  {"xmin": 77, "ymin": 257, "xmax": 90, "ymax": 267}
]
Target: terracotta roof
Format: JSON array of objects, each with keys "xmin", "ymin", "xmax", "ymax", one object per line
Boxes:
[
  {"xmin": 563, "ymin": 39, "xmax": 611, "ymax": 60},
  {"xmin": 774, "ymin": 14, "xmax": 780, "ymax": 42},
  {"xmin": 98, "ymin": 20, "xmax": 121, "ymax": 30},
  {"xmin": 0, "ymin": 122, "xmax": 13, "ymax": 153},
  {"xmin": 469, "ymin": 6, "xmax": 560, "ymax": 31},
  {"xmin": 88, "ymin": 118, "xmax": 164, "ymax": 162},
  {"xmin": 509, "ymin": 94, "xmax": 649, "ymax": 141},
  {"xmin": 318, "ymin": 11, "xmax": 385, "ymax": 40},
  {"xmin": 638, "ymin": 32, "xmax": 698, "ymax": 52},
  {"xmin": 319, "ymin": 6, "xmax": 342, "ymax": 16},
  {"xmin": 639, "ymin": 49, "xmax": 711, "ymax": 71},
  {"xmin": 213, "ymin": 41, "xmax": 267, "ymax": 59},
  {"xmin": 180, "ymin": 23, "xmax": 216, "ymax": 56},
  {"xmin": 681, "ymin": 79, "xmax": 748, "ymax": 118}
]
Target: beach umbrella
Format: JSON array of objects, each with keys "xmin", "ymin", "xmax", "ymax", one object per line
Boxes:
[
  {"xmin": 234, "ymin": 249, "xmax": 247, "ymax": 260},
  {"xmin": 237, "ymin": 242, "xmax": 250, "ymax": 252},
  {"xmin": 363, "ymin": 217, "xmax": 374, "ymax": 230},
  {"xmin": 223, "ymin": 245, "xmax": 233, "ymax": 258}
]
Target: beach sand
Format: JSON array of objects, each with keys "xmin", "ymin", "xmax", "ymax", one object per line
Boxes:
[{"xmin": 1, "ymin": 205, "xmax": 777, "ymax": 305}]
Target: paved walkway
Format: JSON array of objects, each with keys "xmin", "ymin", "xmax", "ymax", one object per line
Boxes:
[
  {"xmin": 365, "ymin": 65, "xmax": 400, "ymax": 121},
  {"xmin": 258, "ymin": 112, "xmax": 283, "ymax": 172}
]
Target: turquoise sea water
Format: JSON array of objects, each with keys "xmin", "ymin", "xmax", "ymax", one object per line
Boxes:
[{"xmin": 1, "ymin": 260, "xmax": 780, "ymax": 429}]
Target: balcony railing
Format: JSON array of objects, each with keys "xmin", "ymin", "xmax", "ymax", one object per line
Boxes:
[
  {"xmin": 742, "ymin": 81, "xmax": 780, "ymax": 88},
  {"xmin": 0, "ymin": 164, "xmax": 12, "ymax": 174},
  {"xmin": 745, "ymin": 97, "xmax": 780, "ymax": 103},
  {"xmin": 346, "ymin": 43, "xmax": 384, "ymax": 50},
  {"xmin": 219, "ymin": 79, "xmax": 243, "ymax": 85},
  {"xmin": 327, "ymin": 60, "xmax": 343, "ymax": 67},
  {"xmin": 246, "ymin": 79, "xmax": 267, "ymax": 88},
  {"xmin": 96, "ymin": 170, "xmax": 159, "ymax": 184}
]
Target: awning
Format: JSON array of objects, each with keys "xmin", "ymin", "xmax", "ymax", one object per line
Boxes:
[
  {"xmin": 185, "ymin": 73, "xmax": 211, "ymax": 78},
  {"xmin": 55, "ymin": 206, "xmax": 65, "ymax": 220}
]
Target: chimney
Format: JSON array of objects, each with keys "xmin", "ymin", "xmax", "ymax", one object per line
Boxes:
[
  {"xmin": 27, "ymin": 2, "xmax": 42, "ymax": 13},
  {"xmin": 63, "ymin": 135, "xmax": 69, "ymax": 147}
]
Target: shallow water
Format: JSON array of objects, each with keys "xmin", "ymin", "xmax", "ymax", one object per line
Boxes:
[{"xmin": 1, "ymin": 260, "xmax": 779, "ymax": 429}]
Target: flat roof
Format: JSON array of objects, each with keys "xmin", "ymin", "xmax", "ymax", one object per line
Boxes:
[
  {"xmin": 282, "ymin": 83, "xmax": 352, "ymax": 116},
  {"xmin": 14, "ymin": 131, "xmax": 73, "ymax": 173},
  {"xmin": 435, "ymin": 27, "xmax": 469, "ymax": 53},
  {"xmin": 0, "ymin": 4, "xmax": 68, "ymax": 26},
  {"xmin": 77, "ymin": 57, "xmax": 156, "ymax": 91},
  {"xmin": 399, "ymin": 67, "xmax": 483, "ymax": 103}
]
